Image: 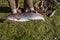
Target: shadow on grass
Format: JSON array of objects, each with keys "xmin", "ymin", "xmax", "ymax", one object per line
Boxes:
[
  {"xmin": 0, "ymin": 7, "xmax": 11, "ymax": 13},
  {"xmin": 0, "ymin": 19, "xmax": 6, "ymax": 23},
  {"xmin": 0, "ymin": 7, "xmax": 26, "ymax": 13}
]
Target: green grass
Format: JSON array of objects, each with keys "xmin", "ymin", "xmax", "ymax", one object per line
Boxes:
[{"xmin": 0, "ymin": 0, "xmax": 60, "ymax": 40}]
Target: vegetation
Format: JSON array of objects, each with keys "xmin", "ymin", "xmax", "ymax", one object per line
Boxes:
[{"xmin": 0, "ymin": 0, "xmax": 60, "ymax": 40}]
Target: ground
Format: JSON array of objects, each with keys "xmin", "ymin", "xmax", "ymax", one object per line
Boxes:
[{"xmin": 0, "ymin": 0, "xmax": 60, "ymax": 40}]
